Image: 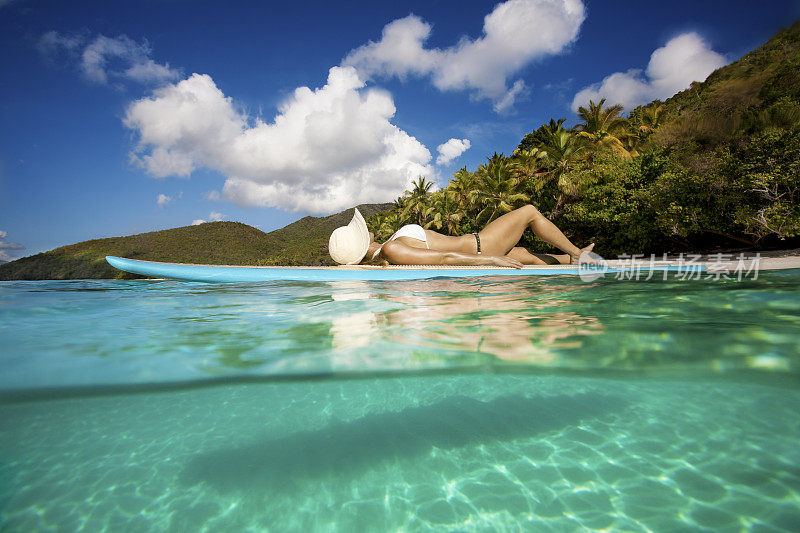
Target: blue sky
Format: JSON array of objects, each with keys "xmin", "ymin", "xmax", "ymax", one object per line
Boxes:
[{"xmin": 1, "ymin": 0, "xmax": 799, "ymax": 260}]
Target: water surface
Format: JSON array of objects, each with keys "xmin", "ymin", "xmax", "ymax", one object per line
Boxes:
[{"xmin": 1, "ymin": 271, "xmax": 799, "ymax": 530}]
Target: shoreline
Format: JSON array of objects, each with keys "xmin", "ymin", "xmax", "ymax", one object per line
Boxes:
[{"xmin": 657, "ymin": 248, "xmax": 800, "ymax": 271}]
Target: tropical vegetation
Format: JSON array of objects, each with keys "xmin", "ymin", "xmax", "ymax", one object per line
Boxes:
[{"xmin": 366, "ymin": 20, "xmax": 800, "ymax": 256}]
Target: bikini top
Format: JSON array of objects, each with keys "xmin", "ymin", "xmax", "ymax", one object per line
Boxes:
[{"xmin": 371, "ymin": 224, "xmax": 429, "ymax": 260}]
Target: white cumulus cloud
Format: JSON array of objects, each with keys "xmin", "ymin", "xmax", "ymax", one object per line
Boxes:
[
  {"xmin": 343, "ymin": 0, "xmax": 586, "ymax": 111},
  {"xmin": 124, "ymin": 66, "xmax": 433, "ymax": 214},
  {"xmin": 436, "ymin": 138, "xmax": 471, "ymax": 165},
  {"xmin": 38, "ymin": 32, "xmax": 180, "ymax": 86},
  {"xmin": 0, "ymin": 231, "xmax": 24, "ymax": 262},
  {"xmin": 572, "ymin": 32, "xmax": 727, "ymax": 110},
  {"xmin": 191, "ymin": 211, "xmax": 225, "ymax": 225},
  {"xmin": 157, "ymin": 193, "xmax": 171, "ymax": 207}
]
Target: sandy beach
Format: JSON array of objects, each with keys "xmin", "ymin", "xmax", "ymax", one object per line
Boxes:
[{"xmin": 602, "ymin": 248, "xmax": 800, "ymax": 272}]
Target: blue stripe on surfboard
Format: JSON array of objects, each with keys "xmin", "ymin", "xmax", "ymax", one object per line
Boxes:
[{"xmin": 106, "ymin": 256, "xmax": 706, "ymax": 282}]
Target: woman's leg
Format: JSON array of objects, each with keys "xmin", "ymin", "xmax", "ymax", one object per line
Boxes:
[
  {"xmin": 478, "ymin": 205, "xmax": 588, "ymax": 260},
  {"xmin": 506, "ymin": 247, "xmax": 572, "ymax": 265}
]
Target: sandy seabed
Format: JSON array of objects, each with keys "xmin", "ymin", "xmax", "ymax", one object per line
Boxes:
[{"xmin": 1, "ymin": 374, "xmax": 798, "ymax": 532}]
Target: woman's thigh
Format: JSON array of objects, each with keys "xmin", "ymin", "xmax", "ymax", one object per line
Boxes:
[
  {"xmin": 506, "ymin": 247, "xmax": 568, "ymax": 265},
  {"xmin": 506, "ymin": 247, "xmax": 548, "ymax": 265},
  {"xmin": 477, "ymin": 206, "xmax": 536, "ymax": 255}
]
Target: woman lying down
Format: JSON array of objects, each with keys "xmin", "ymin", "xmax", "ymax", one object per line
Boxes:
[{"xmin": 328, "ymin": 207, "xmax": 599, "ymax": 268}]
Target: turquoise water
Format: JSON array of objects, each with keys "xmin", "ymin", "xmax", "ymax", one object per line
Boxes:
[{"xmin": 1, "ymin": 271, "xmax": 799, "ymax": 531}]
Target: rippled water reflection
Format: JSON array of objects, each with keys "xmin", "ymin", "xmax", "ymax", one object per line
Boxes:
[{"xmin": 2, "ymin": 270, "xmax": 800, "ymax": 391}]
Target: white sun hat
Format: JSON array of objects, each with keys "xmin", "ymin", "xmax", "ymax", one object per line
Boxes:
[{"xmin": 328, "ymin": 208, "xmax": 370, "ymax": 265}]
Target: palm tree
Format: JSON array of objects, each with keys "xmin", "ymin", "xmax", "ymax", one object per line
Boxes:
[
  {"xmin": 536, "ymin": 126, "xmax": 586, "ymax": 219},
  {"xmin": 619, "ymin": 103, "xmax": 667, "ymax": 155},
  {"xmin": 541, "ymin": 118, "xmax": 567, "ymax": 134},
  {"xmin": 574, "ymin": 98, "xmax": 633, "ymax": 158},
  {"xmin": 637, "ymin": 103, "xmax": 666, "ymax": 136},
  {"xmin": 402, "ymin": 176, "xmax": 434, "ymax": 225},
  {"xmin": 510, "ymin": 147, "xmax": 549, "ymax": 192},
  {"xmin": 425, "ymin": 190, "xmax": 462, "ymax": 234},
  {"xmin": 448, "ymin": 166, "xmax": 477, "ymax": 211},
  {"xmin": 393, "ymin": 194, "xmax": 409, "ymax": 211},
  {"xmin": 622, "ymin": 133, "xmax": 641, "ymax": 158},
  {"xmin": 380, "ymin": 212, "xmax": 402, "ymax": 241},
  {"xmin": 392, "ymin": 194, "xmax": 410, "ymax": 225},
  {"xmin": 470, "ymin": 154, "xmax": 530, "ymax": 223},
  {"xmin": 517, "ymin": 118, "xmax": 567, "ymax": 153},
  {"xmin": 368, "ymin": 211, "xmax": 384, "ymax": 234},
  {"xmin": 475, "ymin": 152, "xmax": 506, "ymax": 177}
]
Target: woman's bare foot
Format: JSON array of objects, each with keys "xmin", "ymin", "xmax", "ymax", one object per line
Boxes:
[{"xmin": 570, "ymin": 243, "xmax": 598, "ymax": 264}]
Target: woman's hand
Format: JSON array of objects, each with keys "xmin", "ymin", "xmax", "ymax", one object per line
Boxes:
[{"xmin": 486, "ymin": 255, "xmax": 523, "ymax": 269}]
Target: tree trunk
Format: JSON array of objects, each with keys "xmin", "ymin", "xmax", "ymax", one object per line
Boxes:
[
  {"xmin": 489, "ymin": 203, "xmax": 501, "ymax": 223},
  {"xmin": 548, "ymin": 194, "xmax": 565, "ymax": 220}
]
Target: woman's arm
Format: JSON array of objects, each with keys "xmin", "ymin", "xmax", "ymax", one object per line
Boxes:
[{"xmin": 380, "ymin": 241, "xmax": 523, "ymax": 268}]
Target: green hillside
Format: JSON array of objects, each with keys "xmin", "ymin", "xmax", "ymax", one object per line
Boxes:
[
  {"xmin": 366, "ymin": 20, "xmax": 800, "ymax": 256},
  {"xmin": 0, "ymin": 203, "xmax": 392, "ymax": 280},
  {"xmin": 641, "ymin": 19, "xmax": 800, "ymax": 153}
]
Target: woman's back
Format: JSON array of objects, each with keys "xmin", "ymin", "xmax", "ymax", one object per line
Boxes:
[{"xmin": 389, "ymin": 225, "xmax": 475, "ymax": 254}]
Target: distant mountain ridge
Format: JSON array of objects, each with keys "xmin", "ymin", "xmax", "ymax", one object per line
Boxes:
[{"xmin": 0, "ymin": 203, "xmax": 392, "ymax": 280}]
